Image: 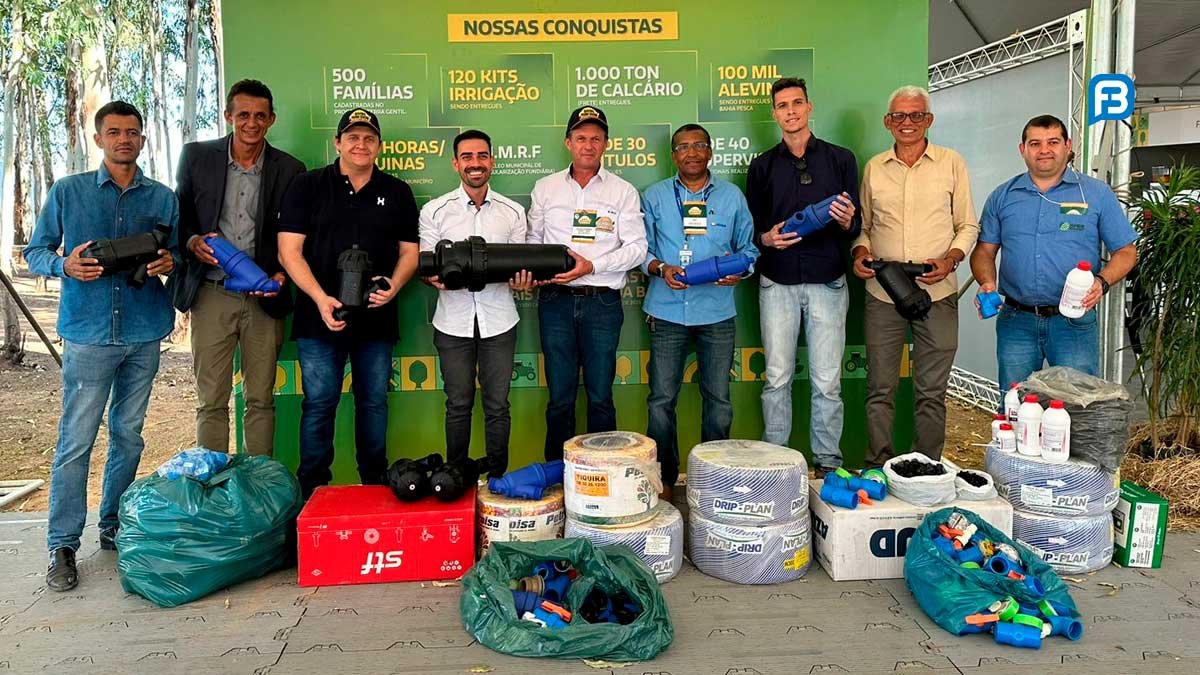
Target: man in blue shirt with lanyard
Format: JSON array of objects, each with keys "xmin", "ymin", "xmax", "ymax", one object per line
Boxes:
[
  {"xmin": 971, "ymin": 114, "xmax": 1137, "ymax": 395},
  {"xmin": 643, "ymin": 124, "xmax": 759, "ymax": 499}
]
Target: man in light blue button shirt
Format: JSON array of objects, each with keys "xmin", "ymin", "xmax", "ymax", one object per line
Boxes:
[
  {"xmin": 971, "ymin": 114, "xmax": 1137, "ymax": 398},
  {"xmin": 23, "ymin": 101, "xmax": 179, "ymax": 591},
  {"xmin": 642, "ymin": 124, "xmax": 759, "ymax": 499}
]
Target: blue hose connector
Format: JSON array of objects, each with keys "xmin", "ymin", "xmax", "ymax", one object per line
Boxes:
[
  {"xmin": 958, "ymin": 546, "xmax": 985, "ymax": 565},
  {"xmin": 1047, "ymin": 615, "xmax": 1084, "ymax": 640},
  {"xmin": 932, "ymin": 536, "xmax": 960, "ymax": 561},
  {"xmin": 993, "ymin": 621, "xmax": 1042, "ymax": 649},
  {"xmin": 819, "ymin": 481, "xmax": 859, "ymax": 509}
]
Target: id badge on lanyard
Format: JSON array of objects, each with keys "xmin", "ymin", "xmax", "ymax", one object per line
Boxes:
[
  {"xmin": 681, "ymin": 200, "xmax": 708, "ymax": 236},
  {"xmin": 572, "ymin": 209, "xmax": 597, "ymax": 243}
]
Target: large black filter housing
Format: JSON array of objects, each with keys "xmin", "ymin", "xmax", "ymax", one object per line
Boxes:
[
  {"xmin": 867, "ymin": 259, "xmax": 934, "ymax": 321},
  {"xmin": 419, "ymin": 236, "xmax": 576, "ymax": 291},
  {"xmin": 82, "ymin": 222, "xmax": 171, "ymax": 288}
]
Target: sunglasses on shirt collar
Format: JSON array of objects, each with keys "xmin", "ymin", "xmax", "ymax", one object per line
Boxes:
[{"xmin": 792, "ymin": 157, "xmax": 813, "ymax": 185}]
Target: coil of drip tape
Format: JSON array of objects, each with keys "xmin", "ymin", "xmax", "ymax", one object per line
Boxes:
[
  {"xmin": 476, "ymin": 483, "xmax": 566, "ymax": 556},
  {"xmin": 686, "ymin": 440, "xmax": 808, "ymax": 526},
  {"xmin": 565, "ymin": 502, "xmax": 684, "ymax": 583},
  {"xmin": 985, "ymin": 444, "xmax": 1119, "ymax": 517},
  {"xmin": 688, "ymin": 512, "xmax": 811, "ymax": 585},
  {"xmin": 564, "ymin": 431, "xmax": 661, "ymax": 527},
  {"xmin": 1013, "ymin": 510, "xmax": 1114, "ymax": 574}
]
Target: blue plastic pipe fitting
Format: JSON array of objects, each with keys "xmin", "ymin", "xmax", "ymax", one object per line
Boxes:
[
  {"xmin": 819, "ymin": 481, "xmax": 859, "ymax": 509},
  {"xmin": 488, "ymin": 460, "xmax": 565, "ymax": 500},
  {"xmin": 1047, "ymin": 615, "xmax": 1084, "ymax": 640},
  {"xmin": 932, "ymin": 536, "xmax": 960, "ymax": 561},
  {"xmin": 847, "ymin": 476, "xmax": 886, "ymax": 501},
  {"xmin": 1023, "ymin": 575, "xmax": 1046, "ymax": 598},
  {"xmin": 512, "ymin": 590, "xmax": 541, "ymax": 615},
  {"xmin": 531, "ymin": 562, "xmax": 571, "ymax": 603},
  {"xmin": 781, "ymin": 194, "xmax": 838, "ymax": 237},
  {"xmin": 209, "ymin": 236, "xmax": 281, "ymax": 293},
  {"xmin": 676, "ymin": 252, "xmax": 754, "ymax": 286},
  {"xmin": 978, "ymin": 290, "xmax": 1003, "ymax": 319},
  {"xmin": 530, "ymin": 606, "xmax": 568, "ymax": 629},
  {"xmin": 986, "ymin": 555, "xmax": 1023, "ymax": 577},
  {"xmin": 958, "ymin": 546, "xmax": 985, "ymax": 566},
  {"xmin": 993, "ymin": 621, "xmax": 1043, "ymax": 649}
]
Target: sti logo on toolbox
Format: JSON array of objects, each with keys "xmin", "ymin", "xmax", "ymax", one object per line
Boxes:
[
  {"xmin": 1089, "ymin": 73, "xmax": 1135, "ymax": 123},
  {"xmin": 361, "ymin": 550, "xmax": 404, "ymax": 575}
]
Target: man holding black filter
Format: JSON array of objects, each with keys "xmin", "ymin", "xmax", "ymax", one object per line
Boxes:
[
  {"xmin": 747, "ymin": 77, "xmax": 860, "ymax": 477},
  {"xmin": 278, "ymin": 108, "xmax": 420, "ymax": 498}
]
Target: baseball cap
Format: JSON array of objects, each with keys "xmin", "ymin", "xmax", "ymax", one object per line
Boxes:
[
  {"xmin": 337, "ymin": 108, "xmax": 381, "ymax": 137},
  {"xmin": 566, "ymin": 105, "xmax": 608, "ymax": 134}
]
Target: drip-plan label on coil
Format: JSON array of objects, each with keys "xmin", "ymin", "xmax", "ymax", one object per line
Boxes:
[
  {"xmin": 783, "ymin": 548, "xmax": 809, "ymax": 571},
  {"xmin": 644, "ymin": 534, "xmax": 672, "ymax": 556},
  {"xmin": 1021, "ymin": 485, "xmax": 1090, "ymax": 511},
  {"xmin": 573, "ymin": 469, "xmax": 611, "ymax": 497},
  {"xmin": 781, "ymin": 530, "xmax": 807, "ymax": 552},
  {"xmin": 711, "ymin": 498, "xmax": 774, "ymax": 519},
  {"xmin": 705, "ymin": 531, "xmax": 765, "ymax": 555}
]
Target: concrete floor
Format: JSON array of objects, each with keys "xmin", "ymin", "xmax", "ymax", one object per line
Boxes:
[{"xmin": 1, "ymin": 513, "xmax": 1198, "ymax": 675}]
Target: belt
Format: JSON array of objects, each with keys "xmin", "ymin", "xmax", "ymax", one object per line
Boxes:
[
  {"xmin": 550, "ymin": 284, "xmax": 616, "ymax": 297},
  {"xmin": 201, "ymin": 278, "xmax": 228, "ymax": 288},
  {"xmin": 1004, "ymin": 296, "xmax": 1059, "ymax": 317}
]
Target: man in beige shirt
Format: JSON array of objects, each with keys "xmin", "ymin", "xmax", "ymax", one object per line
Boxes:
[{"xmin": 852, "ymin": 85, "xmax": 979, "ymax": 466}]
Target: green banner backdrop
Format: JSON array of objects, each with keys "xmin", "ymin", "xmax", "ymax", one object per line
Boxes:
[{"xmin": 223, "ymin": 0, "xmax": 929, "ymax": 480}]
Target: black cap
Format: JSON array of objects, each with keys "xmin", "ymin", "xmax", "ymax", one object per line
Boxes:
[
  {"xmin": 337, "ymin": 108, "xmax": 381, "ymax": 137},
  {"xmin": 566, "ymin": 105, "xmax": 608, "ymax": 134}
]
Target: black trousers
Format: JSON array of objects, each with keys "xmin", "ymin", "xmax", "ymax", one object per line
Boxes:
[{"xmin": 434, "ymin": 324, "xmax": 518, "ymax": 473}]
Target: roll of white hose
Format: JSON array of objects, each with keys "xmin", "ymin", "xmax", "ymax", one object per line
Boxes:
[
  {"xmin": 565, "ymin": 502, "xmax": 684, "ymax": 583},
  {"xmin": 688, "ymin": 512, "xmax": 811, "ymax": 585},
  {"xmin": 686, "ymin": 440, "xmax": 808, "ymax": 526},
  {"xmin": 564, "ymin": 431, "xmax": 661, "ymax": 527},
  {"xmin": 1013, "ymin": 509, "xmax": 1114, "ymax": 574},
  {"xmin": 476, "ymin": 483, "xmax": 565, "ymax": 556},
  {"xmin": 985, "ymin": 444, "xmax": 1119, "ymax": 517}
]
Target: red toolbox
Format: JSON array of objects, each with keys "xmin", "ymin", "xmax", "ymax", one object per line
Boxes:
[{"xmin": 296, "ymin": 485, "xmax": 476, "ymax": 587}]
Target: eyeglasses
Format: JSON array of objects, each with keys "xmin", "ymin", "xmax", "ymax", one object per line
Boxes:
[
  {"xmin": 792, "ymin": 157, "xmax": 812, "ymax": 185},
  {"xmin": 672, "ymin": 141, "xmax": 711, "ymax": 154},
  {"xmin": 886, "ymin": 111, "xmax": 931, "ymax": 124}
]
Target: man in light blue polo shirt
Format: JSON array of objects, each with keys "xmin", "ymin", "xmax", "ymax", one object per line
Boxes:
[
  {"xmin": 971, "ymin": 114, "xmax": 1137, "ymax": 397},
  {"xmin": 642, "ymin": 123, "xmax": 759, "ymax": 499}
]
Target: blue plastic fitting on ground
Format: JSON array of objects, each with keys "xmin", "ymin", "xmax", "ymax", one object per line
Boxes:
[
  {"xmin": 978, "ymin": 290, "xmax": 1003, "ymax": 319},
  {"xmin": 677, "ymin": 252, "xmax": 754, "ymax": 286},
  {"xmin": 932, "ymin": 536, "xmax": 960, "ymax": 561},
  {"xmin": 781, "ymin": 194, "xmax": 838, "ymax": 237},
  {"xmin": 1023, "ymin": 575, "xmax": 1047, "ymax": 598},
  {"xmin": 819, "ymin": 481, "xmax": 859, "ymax": 509},
  {"xmin": 958, "ymin": 546, "xmax": 985, "ymax": 565},
  {"xmin": 846, "ymin": 476, "xmax": 886, "ymax": 501},
  {"xmin": 993, "ymin": 621, "xmax": 1043, "ymax": 649},
  {"xmin": 986, "ymin": 555, "xmax": 1023, "ymax": 577},
  {"xmin": 1047, "ymin": 615, "xmax": 1084, "ymax": 640},
  {"xmin": 488, "ymin": 460, "xmax": 565, "ymax": 500},
  {"xmin": 512, "ymin": 590, "xmax": 541, "ymax": 615},
  {"xmin": 208, "ymin": 236, "xmax": 281, "ymax": 293},
  {"xmin": 959, "ymin": 623, "xmax": 989, "ymax": 635}
]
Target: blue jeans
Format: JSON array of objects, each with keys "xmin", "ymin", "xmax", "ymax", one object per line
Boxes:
[
  {"xmin": 646, "ymin": 316, "xmax": 736, "ymax": 488},
  {"xmin": 296, "ymin": 338, "xmax": 394, "ymax": 496},
  {"xmin": 759, "ymin": 275, "xmax": 849, "ymax": 468},
  {"xmin": 996, "ymin": 304, "xmax": 1098, "ymax": 403},
  {"xmin": 47, "ymin": 340, "xmax": 160, "ymax": 552},
  {"xmin": 538, "ymin": 286, "xmax": 624, "ymax": 460}
]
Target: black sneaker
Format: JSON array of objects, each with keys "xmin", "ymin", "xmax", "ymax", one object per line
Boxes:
[
  {"xmin": 46, "ymin": 547, "xmax": 78, "ymax": 592},
  {"xmin": 99, "ymin": 527, "xmax": 118, "ymax": 551}
]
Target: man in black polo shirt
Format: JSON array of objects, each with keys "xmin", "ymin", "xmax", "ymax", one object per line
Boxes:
[
  {"xmin": 746, "ymin": 77, "xmax": 860, "ymax": 476},
  {"xmin": 278, "ymin": 108, "xmax": 420, "ymax": 498}
]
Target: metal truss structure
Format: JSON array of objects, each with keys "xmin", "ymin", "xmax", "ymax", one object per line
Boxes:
[{"xmin": 946, "ymin": 366, "xmax": 1001, "ymax": 413}]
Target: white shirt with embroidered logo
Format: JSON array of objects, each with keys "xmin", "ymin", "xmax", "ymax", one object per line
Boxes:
[
  {"xmin": 419, "ymin": 185, "xmax": 528, "ymax": 338},
  {"xmin": 527, "ymin": 166, "xmax": 648, "ymax": 289}
]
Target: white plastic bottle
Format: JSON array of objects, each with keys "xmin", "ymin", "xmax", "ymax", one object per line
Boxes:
[
  {"xmin": 996, "ymin": 423, "xmax": 1017, "ymax": 453},
  {"xmin": 1059, "ymin": 261, "xmax": 1094, "ymax": 318},
  {"xmin": 1041, "ymin": 400, "xmax": 1071, "ymax": 463},
  {"xmin": 991, "ymin": 414, "xmax": 1007, "ymax": 445},
  {"xmin": 1004, "ymin": 383, "xmax": 1021, "ymax": 424},
  {"xmin": 1016, "ymin": 395, "xmax": 1043, "ymax": 456}
]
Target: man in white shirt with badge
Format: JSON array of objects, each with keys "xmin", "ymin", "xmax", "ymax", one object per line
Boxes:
[
  {"xmin": 529, "ymin": 105, "xmax": 648, "ymax": 460},
  {"xmin": 421, "ymin": 130, "xmax": 533, "ymax": 476}
]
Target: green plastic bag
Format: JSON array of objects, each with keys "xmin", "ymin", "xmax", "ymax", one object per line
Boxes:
[
  {"xmin": 117, "ymin": 455, "xmax": 302, "ymax": 607},
  {"xmin": 904, "ymin": 507, "xmax": 1079, "ymax": 635},
  {"xmin": 461, "ymin": 538, "xmax": 673, "ymax": 661}
]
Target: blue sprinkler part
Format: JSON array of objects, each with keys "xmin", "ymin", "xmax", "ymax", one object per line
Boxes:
[
  {"xmin": 986, "ymin": 555, "xmax": 1024, "ymax": 577},
  {"xmin": 531, "ymin": 562, "xmax": 571, "ymax": 603},
  {"xmin": 993, "ymin": 621, "xmax": 1043, "ymax": 649},
  {"xmin": 1046, "ymin": 615, "xmax": 1084, "ymax": 640},
  {"xmin": 512, "ymin": 590, "xmax": 541, "ymax": 615},
  {"xmin": 208, "ymin": 236, "xmax": 281, "ymax": 293},
  {"xmin": 932, "ymin": 535, "xmax": 960, "ymax": 561},
  {"xmin": 781, "ymin": 194, "xmax": 839, "ymax": 237},
  {"xmin": 488, "ymin": 460, "xmax": 565, "ymax": 499},
  {"xmin": 847, "ymin": 476, "xmax": 886, "ymax": 501},
  {"xmin": 1023, "ymin": 575, "xmax": 1047, "ymax": 598},
  {"xmin": 819, "ymin": 481, "xmax": 859, "ymax": 509},
  {"xmin": 978, "ymin": 290, "xmax": 1003, "ymax": 319},
  {"xmin": 677, "ymin": 252, "xmax": 754, "ymax": 286},
  {"xmin": 958, "ymin": 545, "xmax": 986, "ymax": 566}
]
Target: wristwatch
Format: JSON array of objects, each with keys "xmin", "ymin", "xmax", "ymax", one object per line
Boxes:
[
  {"xmin": 1098, "ymin": 276, "xmax": 1111, "ymax": 294},
  {"xmin": 654, "ymin": 261, "xmax": 666, "ymax": 278}
]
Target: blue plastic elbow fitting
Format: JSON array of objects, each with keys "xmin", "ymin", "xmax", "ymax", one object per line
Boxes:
[
  {"xmin": 531, "ymin": 606, "xmax": 568, "ymax": 629},
  {"xmin": 846, "ymin": 476, "xmax": 886, "ymax": 501},
  {"xmin": 1047, "ymin": 615, "xmax": 1083, "ymax": 640},
  {"xmin": 208, "ymin": 236, "xmax": 281, "ymax": 293},
  {"xmin": 932, "ymin": 536, "xmax": 960, "ymax": 561},
  {"xmin": 488, "ymin": 460, "xmax": 565, "ymax": 499},
  {"xmin": 958, "ymin": 546, "xmax": 985, "ymax": 565},
  {"xmin": 677, "ymin": 252, "xmax": 753, "ymax": 286},
  {"xmin": 781, "ymin": 194, "xmax": 838, "ymax": 237},
  {"xmin": 978, "ymin": 290, "xmax": 1003, "ymax": 319},
  {"xmin": 1023, "ymin": 575, "xmax": 1046, "ymax": 598},
  {"xmin": 819, "ymin": 481, "xmax": 859, "ymax": 509},
  {"xmin": 823, "ymin": 473, "xmax": 850, "ymax": 489},
  {"xmin": 986, "ymin": 555, "xmax": 1023, "ymax": 577},
  {"xmin": 531, "ymin": 562, "xmax": 571, "ymax": 603},
  {"xmin": 993, "ymin": 621, "xmax": 1042, "ymax": 649},
  {"xmin": 512, "ymin": 590, "xmax": 541, "ymax": 615}
]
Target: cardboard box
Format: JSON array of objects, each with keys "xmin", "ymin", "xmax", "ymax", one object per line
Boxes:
[
  {"xmin": 809, "ymin": 480, "xmax": 1013, "ymax": 581},
  {"xmin": 296, "ymin": 485, "xmax": 476, "ymax": 587},
  {"xmin": 1113, "ymin": 480, "xmax": 1168, "ymax": 568}
]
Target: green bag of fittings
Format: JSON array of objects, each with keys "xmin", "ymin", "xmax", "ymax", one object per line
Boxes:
[
  {"xmin": 904, "ymin": 507, "xmax": 1079, "ymax": 635},
  {"xmin": 461, "ymin": 538, "xmax": 673, "ymax": 660},
  {"xmin": 116, "ymin": 455, "xmax": 302, "ymax": 607}
]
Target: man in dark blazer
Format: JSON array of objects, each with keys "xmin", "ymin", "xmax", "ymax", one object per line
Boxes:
[{"xmin": 171, "ymin": 79, "xmax": 305, "ymax": 456}]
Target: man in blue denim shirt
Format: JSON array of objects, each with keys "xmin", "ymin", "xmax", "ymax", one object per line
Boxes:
[
  {"xmin": 971, "ymin": 114, "xmax": 1137, "ymax": 398},
  {"xmin": 642, "ymin": 124, "xmax": 759, "ymax": 499},
  {"xmin": 23, "ymin": 101, "xmax": 179, "ymax": 591}
]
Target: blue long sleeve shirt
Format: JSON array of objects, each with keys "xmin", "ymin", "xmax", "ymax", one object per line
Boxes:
[
  {"xmin": 23, "ymin": 163, "xmax": 180, "ymax": 345},
  {"xmin": 641, "ymin": 173, "xmax": 759, "ymax": 326}
]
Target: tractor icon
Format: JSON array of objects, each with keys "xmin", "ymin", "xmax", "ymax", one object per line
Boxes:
[
  {"xmin": 512, "ymin": 361, "xmax": 538, "ymax": 382},
  {"xmin": 845, "ymin": 350, "xmax": 868, "ymax": 373}
]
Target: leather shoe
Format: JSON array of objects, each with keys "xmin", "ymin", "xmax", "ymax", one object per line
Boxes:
[
  {"xmin": 99, "ymin": 527, "xmax": 118, "ymax": 551},
  {"xmin": 46, "ymin": 547, "xmax": 78, "ymax": 592}
]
